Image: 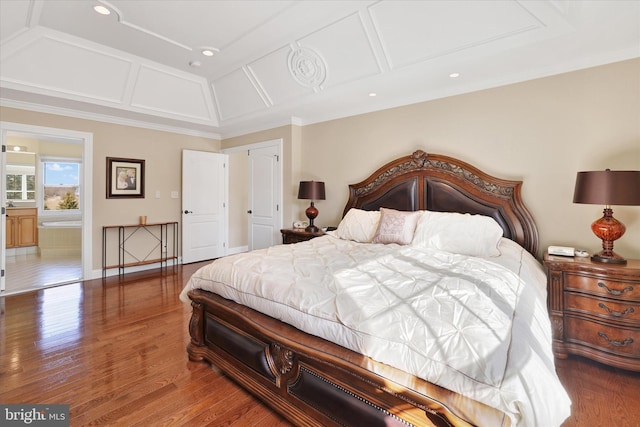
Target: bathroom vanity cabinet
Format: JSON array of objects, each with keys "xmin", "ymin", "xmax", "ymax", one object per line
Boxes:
[{"xmin": 5, "ymin": 207, "xmax": 38, "ymax": 248}]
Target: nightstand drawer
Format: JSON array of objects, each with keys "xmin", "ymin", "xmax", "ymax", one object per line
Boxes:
[
  {"xmin": 565, "ymin": 292, "xmax": 639, "ymax": 325},
  {"xmin": 565, "ymin": 273, "xmax": 640, "ymax": 302},
  {"xmin": 281, "ymin": 228, "xmax": 325, "ymax": 244},
  {"xmin": 565, "ymin": 315, "xmax": 639, "ymax": 357},
  {"xmin": 283, "ymin": 233, "xmax": 311, "ymax": 244}
]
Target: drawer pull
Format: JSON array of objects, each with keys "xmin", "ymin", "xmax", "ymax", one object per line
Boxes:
[
  {"xmin": 597, "ymin": 282, "xmax": 633, "ymax": 296},
  {"xmin": 598, "ymin": 303, "xmax": 635, "ymax": 318},
  {"xmin": 598, "ymin": 332, "xmax": 634, "ymax": 347}
]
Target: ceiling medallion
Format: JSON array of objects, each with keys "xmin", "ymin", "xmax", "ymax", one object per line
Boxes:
[{"xmin": 288, "ymin": 47, "xmax": 326, "ymax": 89}]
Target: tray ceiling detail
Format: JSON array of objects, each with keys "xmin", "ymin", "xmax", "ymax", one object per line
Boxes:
[
  {"xmin": 288, "ymin": 47, "xmax": 327, "ymax": 89},
  {"xmin": 1, "ymin": 1, "xmax": 638, "ymax": 138}
]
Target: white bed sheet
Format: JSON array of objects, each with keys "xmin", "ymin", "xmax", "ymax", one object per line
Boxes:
[{"xmin": 180, "ymin": 235, "xmax": 571, "ymax": 427}]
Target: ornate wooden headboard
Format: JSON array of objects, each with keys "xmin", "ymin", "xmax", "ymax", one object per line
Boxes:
[{"xmin": 343, "ymin": 150, "xmax": 539, "ymax": 256}]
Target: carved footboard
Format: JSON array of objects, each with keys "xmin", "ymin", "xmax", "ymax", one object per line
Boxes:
[{"xmin": 187, "ymin": 289, "xmax": 508, "ymax": 427}]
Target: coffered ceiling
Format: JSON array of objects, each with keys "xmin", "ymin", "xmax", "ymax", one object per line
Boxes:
[{"xmin": 1, "ymin": 1, "xmax": 638, "ymax": 138}]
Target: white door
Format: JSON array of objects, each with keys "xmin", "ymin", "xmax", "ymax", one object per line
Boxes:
[
  {"xmin": 248, "ymin": 145, "xmax": 281, "ymax": 250},
  {"xmin": 182, "ymin": 150, "xmax": 227, "ymax": 263}
]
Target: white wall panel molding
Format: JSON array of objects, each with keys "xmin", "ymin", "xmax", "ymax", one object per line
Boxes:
[
  {"xmin": 0, "ymin": 0, "xmax": 36, "ymax": 42},
  {"xmin": 0, "ymin": 27, "xmax": 219, "ymax": 127},
  {"xmin": 297, "ymin": 12, "xmax": 380, "ymax": 90},
  {"xmin": 247, "ymin": 45, "xmax": 313, "ymax": 107},
  {"xmin": 212, "ymin": 68, "xmax": 270, "ymax": 121},
  {"xmin": 130, "ymin": 64, "xmax": 215, "ymax": 123},
  {"xmin": 243, "ymin": 11, "xmax": 381, "ymax": 116},
  {"xmin": 1, "ymin": 31, "xmax": 132, "ymax": 103},
  {"xmin": 369, "ymin": 1, "xmax": 545, "ymax": 70},
  {"xmin": 1, "ymin": 0, "xmax": 635, "ymax": 136},
  {"xmin": 360, "ymin": 6, "xmax": 391, "ymax": 74}
]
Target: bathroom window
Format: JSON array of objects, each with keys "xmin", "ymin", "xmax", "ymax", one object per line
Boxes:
[
  {"xmin": 5, "ymin": 165, "xmax": 35, "ymax": 201},
  {"xmin": 40, "ymin": 158, "xmax": 81, "ymax": 212}
]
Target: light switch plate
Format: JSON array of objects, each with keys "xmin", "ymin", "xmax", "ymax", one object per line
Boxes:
[{"xmin": 171, "ymin": 191, "xmax": 179, "ymax": 199}]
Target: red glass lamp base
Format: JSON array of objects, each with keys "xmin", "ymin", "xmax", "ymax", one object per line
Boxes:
[
  {"xmin": 590, "ymin": 208, "xmax": 627, "ymax": 265},
  {"xmin": 305, "ymin": 202, "xmax": 319, "ymax": 232}
]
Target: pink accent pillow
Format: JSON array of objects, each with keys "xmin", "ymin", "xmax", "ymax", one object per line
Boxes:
[{"xmin": 372, "ymin": 208, "xmax": 421, "ymax": 245}]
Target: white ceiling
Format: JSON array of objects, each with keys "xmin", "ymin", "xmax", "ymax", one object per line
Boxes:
[{"xmin": 1, "ymin": 0, "xmax": 638, "ymax": 138}]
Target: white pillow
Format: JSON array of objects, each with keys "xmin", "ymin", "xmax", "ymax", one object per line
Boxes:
[
  {"xmin": 372, "ymin": 208, "xmax": 421, "ymax": 245},
  {"xmin": 412, "ymin": 211, "xmax": 503, "ymax": 257},
  {"xmin": 335, "ymin": 208, "xmax": 381, "ymax": 242}
]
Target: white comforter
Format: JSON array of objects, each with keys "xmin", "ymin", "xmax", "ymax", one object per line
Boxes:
[{"xmin": 180, "ymin": 235, "xmax": 571, "ymax": 427}]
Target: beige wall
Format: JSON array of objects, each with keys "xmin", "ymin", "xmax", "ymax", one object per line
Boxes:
[
  {"xmin": 220, "ymin": 59, "xmax": 639, "ymax": 260},
  {"xmin": 298, "ymin": 58, "xmax": 640, "ymax": 259},
  {"xmin": 1, "ymin": 107, "xmax": 220, "ymax": 271},
  {"xmin": 227, "ymin": 151, "xmax": 248, "ymax": 248},
  {"xmin": 2, "ymin": 58, "xmax": 639, "ymax": 271}
]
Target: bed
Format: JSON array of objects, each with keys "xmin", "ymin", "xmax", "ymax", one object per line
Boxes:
[{"xmin": 181, "ymin": 150, "xmax": 571, "ymax": 427}]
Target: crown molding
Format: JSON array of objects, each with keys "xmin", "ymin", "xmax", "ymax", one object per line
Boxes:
[{"xmin": 0, "ymin": 97, "xmax": 221, "ymax": 139}]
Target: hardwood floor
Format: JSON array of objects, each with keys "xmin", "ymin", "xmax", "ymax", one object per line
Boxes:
[
  {"xmin": 1, "ymin": 262, "xmax": 639, "ymax": 426},
  {"xmin": 3, "ymin": 252, "xmax": 82, "ymax": 294},
  {"xmin": 554, "ymin": 356, "xmax": 640, "ymax": 427},
  {"xmin": 1, "ymin": 262, "xmax": 290, "ymax": 426}
]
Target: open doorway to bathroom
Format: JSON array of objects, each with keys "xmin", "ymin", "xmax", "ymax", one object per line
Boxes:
[{"xmin": 1, "ymin": 122, "xmax": 93, "ymax": 296}]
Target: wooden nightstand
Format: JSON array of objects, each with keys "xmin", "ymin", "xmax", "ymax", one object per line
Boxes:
[
  {"xmin": 544, "ymin": 253, "xmax": 640, "ymax": 371},
  {"xmin": 280, "ymin": 228, "xmax": 325, "ymax": 244}
]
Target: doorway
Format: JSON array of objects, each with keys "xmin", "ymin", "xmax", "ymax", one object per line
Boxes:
[
  {"xmin": 222, "ymin": 139, "xmax": 282, "ymax": 253},
  {"xmin": 0, "ymin": 122, "xmax": 93, "ymax": 295}
]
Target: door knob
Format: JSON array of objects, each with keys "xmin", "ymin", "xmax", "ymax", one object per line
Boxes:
[
  {"xmin": 247, "ymin": 210, "xmax": 252, "ymax": 214},
  {"xmin": 184, "ymin": 210, "xmax": 193, "ymax": 214}
]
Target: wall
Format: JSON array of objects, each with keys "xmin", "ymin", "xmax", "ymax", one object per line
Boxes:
[
  {"xmin": 298, "ymin": 58, "xmax": 640, "ymax": 259},
  {"xmin": 227, "ymin": 151, "xmax": 248, "ymax": 249},
  {"xmin": 1, "ymin": 107, "xmax": 220, "ymax": 272},
  {"xmin": 2, "ymin": 58, "xmax": 639, "ymax": 269}
]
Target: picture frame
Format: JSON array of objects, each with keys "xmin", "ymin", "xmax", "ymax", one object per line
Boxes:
[{"xmin": 106, "ymin": 157, "xmax": 145, "ymax": 199}]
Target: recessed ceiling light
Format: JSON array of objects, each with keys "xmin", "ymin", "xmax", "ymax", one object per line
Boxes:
[
  {"xmin": 201, "ymin": 49, "xmax": 215, "ymax": 57},
  {"xmin": 189, "ymin": 60, "xmax": 202, "ymax": 67},
  {"xmin": 449, "ymin": 73, "xmax": 460, "ymax": 78},
  {"xmin": 369, "ymin": 92, "xmax": 377, "ymax": 97},
  {"xmin": 93, "ymin": 5, "xmax": 111, "ymax": 15}
]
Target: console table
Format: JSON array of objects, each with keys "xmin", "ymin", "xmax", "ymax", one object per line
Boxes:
[{"xmin": 102, "ymin": 222, "xmax": 178, "ymax": 277}]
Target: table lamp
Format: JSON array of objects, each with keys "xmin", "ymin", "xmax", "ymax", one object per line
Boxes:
[
  {"xmin": 573, "ymin": 169, "xmax": 640, "ymax": 264},
  {"xmin": 298, "ymin": 181, "xmax": 326, "ymax": 232}
]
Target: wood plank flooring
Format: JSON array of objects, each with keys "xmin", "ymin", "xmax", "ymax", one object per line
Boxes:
[
  {"xmin": 3, "ymin": 252, "xmax": 82, "ymax": 294},
  {"xmin": 1, "ymin": 262, "xmax": 639, "ymax": 426},
  {"xmin": 1, "ymin": 262, "xmax": 290, "ymax": 426}
]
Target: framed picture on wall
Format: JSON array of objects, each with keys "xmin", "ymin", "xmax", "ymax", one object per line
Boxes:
[{"xmin": 106, "ymin": 157, "xmax": 145, "ymax": 198}]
